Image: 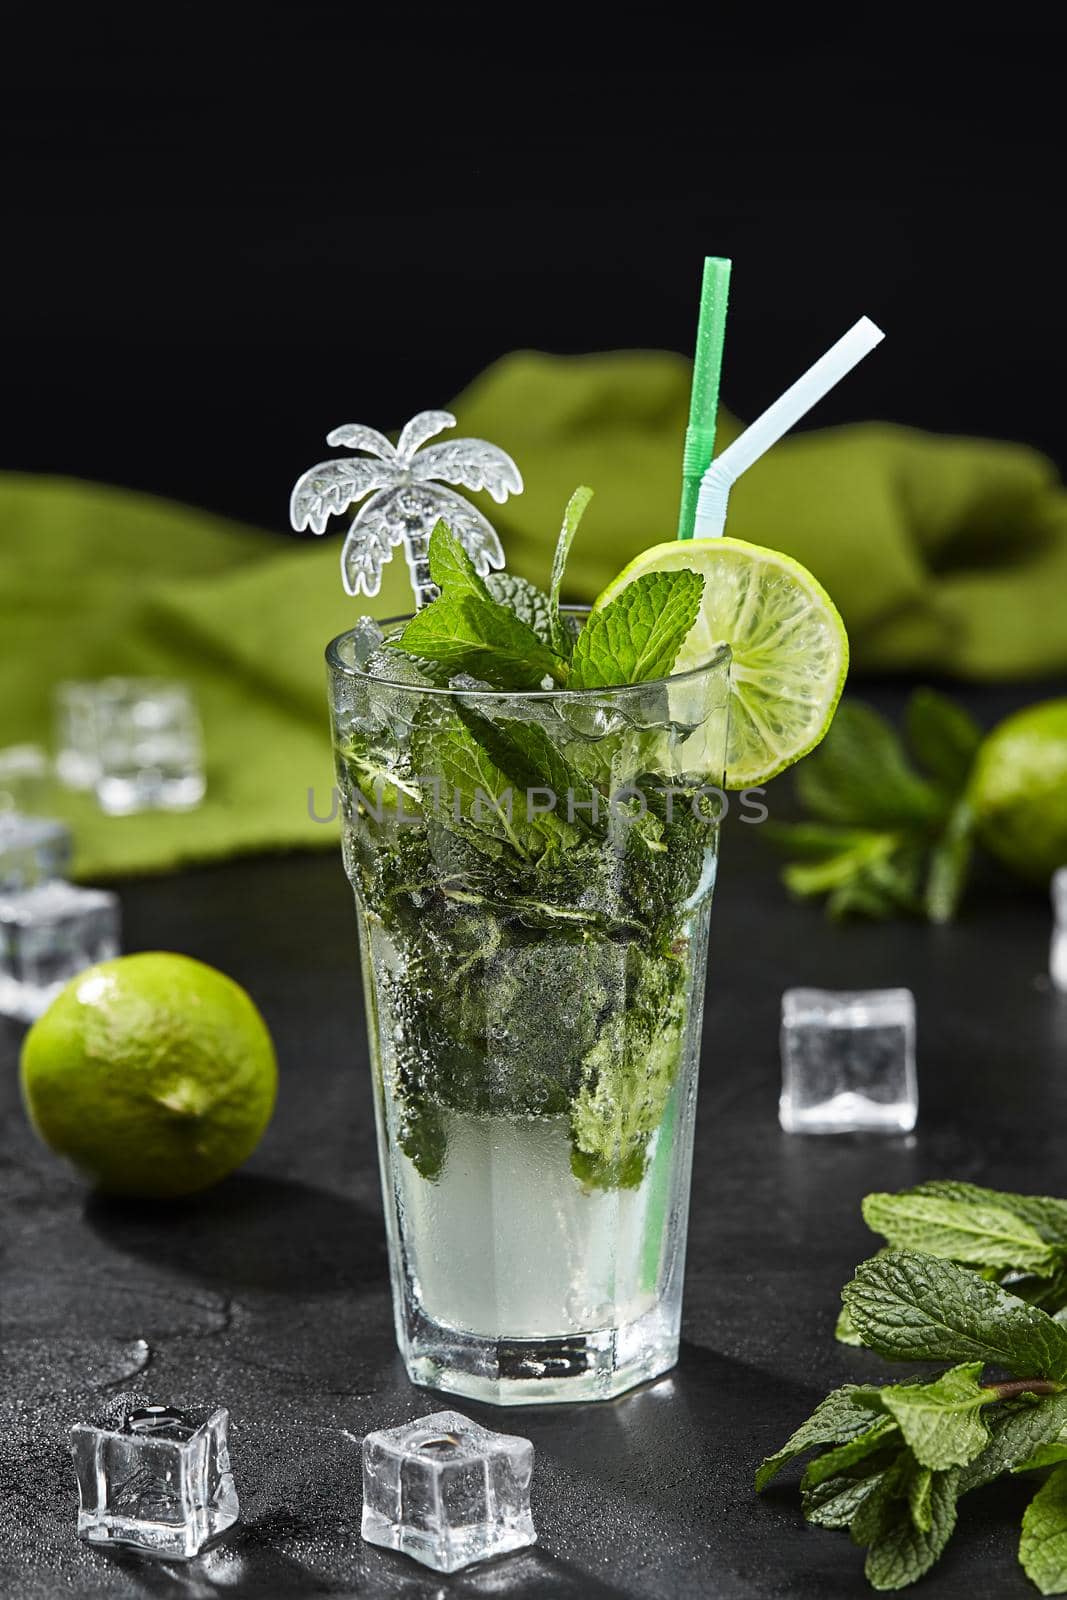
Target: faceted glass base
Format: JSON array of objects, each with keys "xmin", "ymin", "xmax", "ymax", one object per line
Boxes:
[{"xmin": 404, "ymin": 1301, "xmax": 679, "ymax": 1406}]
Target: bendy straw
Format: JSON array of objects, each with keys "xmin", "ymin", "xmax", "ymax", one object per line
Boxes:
[
  {"xmin": 677, "ymin": 257, "xmax": 732, "ymax": 540},
  {"xmin": 693, "ymin": 316, "xmax": 884, "ymax": 539}
]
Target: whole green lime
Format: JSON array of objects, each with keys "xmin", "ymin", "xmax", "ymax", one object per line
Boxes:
[
  {"xmin": 20, "ymin": 952, "xmax": 278, "ymax": 1197},
  {"xmin": 969, "ymin": 698, "xmax": 1067, "ymax": 883}
]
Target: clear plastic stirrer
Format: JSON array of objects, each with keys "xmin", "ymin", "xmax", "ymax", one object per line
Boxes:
[{"xmin": 290, "ymin": 411, "xmax": 523, "ymax": 609}]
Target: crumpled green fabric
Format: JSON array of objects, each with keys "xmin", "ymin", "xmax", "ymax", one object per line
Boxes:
[{"xmin": 2, "ymin": 350, "xmax": 1066, "ymax": 879}]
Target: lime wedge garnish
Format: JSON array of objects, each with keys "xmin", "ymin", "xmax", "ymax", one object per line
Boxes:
[{"xmin": 591, "ymin": 537, "xmax": 848, "ymax": 787}]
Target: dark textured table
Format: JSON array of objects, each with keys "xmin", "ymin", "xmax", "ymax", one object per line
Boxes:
[{"xmin": 3, "ymin": 682, "xmax": 1066, "ymax": 1599}]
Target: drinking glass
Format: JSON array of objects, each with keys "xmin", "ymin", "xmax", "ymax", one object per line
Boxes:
[{"xmin": 327, "ymin": 616, "xmax": 730, "ymax": 1404}]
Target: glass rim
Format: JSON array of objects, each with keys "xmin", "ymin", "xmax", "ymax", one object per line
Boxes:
[{"xmin": 326, "ymin": 611, "xmax": 731, "ymax": 702}]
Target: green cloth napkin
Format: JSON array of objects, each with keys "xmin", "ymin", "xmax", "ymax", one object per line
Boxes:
[{"xmin": 3, "ymin": 350, "xmax": 1066, "ymax": 880}]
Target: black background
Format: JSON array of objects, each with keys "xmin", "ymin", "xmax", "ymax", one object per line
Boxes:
[{"xmin": 5, "ymin": 15, "xmax": 1067, "ymax": 531}]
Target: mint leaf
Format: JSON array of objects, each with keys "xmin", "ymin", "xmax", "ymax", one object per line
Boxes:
[
  {"xmin": 1014, "ymin": 1438, "xmax": 1067, "ymax": 1474},
  {"xmin": 755, "ymin": 1386, "xmax": 885, "ymax": 1491},
  {"xmin": 904, "ymin": 1181, "xmax": 1067, "ymax": 1251},
  {"xmin": 569, "ymin": 569, "xmax": 704, "ymax": 690},
  {"xmin": 410, "ymin": 716, "xmax": 582, "ymax": 860},
  {"xmin": 837, "ymin": 1304, "xmax": 866, "ymax": 1347},
  {"xmin": 764, "ymin": 821, "xmax": 888, "ymax": 858},
  {"xmin": 924, "ymin": 797, "xmax": 975, "ymax": 924},
  {"xmin": 849, "ymin": 1454, "xmax": 911, "ymax": 1546},
  {"xmin": 862, "ymin": 1468, "xmax": 960, "ymax": 1592},
  {"xmin": 801, "ymin": 1444, "xmax": 903, "ymax": 1529},
  {"xmin": 484, "ymin": 572, "xmax": 556, "ymax": 646},
  {"xmin": 977, "ymin": 1189, "xmax": 1067, "ymax": 1248},
  {"xmin": 1020, "ymin": 1462, "xmax": 1067, "ymax": 1595},
  {"xmin": 907, "ymin": 1465, "xmax": 933, "ymax": 1533},
  {"xmin": 548, "ymin": 486, "xmax": 593, "ymax": 654},
  {"xmin": 866, "ymin": 1363, "xmax": 996, "ymax": 1470},
  {"xmin": 395, "ymin": 595, "xmax": 563, "ymax": 690},
  {"xmin": 781, "ymin": 832, "xmax": 917, "ymax": 908},
  {"xmin": 959, "ymin": 1392, "xmax": 1067, "ymax": 1491},
  {"xmin": 452, "ymin": 704, "xmax": 603, "ymax": 839},
  {"xmin": 568, "ymin": 943, "xmax": 688, "ymax": 1191},
  {"xmin": 862, "ymin": 1188, "xmax": 1062, "ymax": 1276},
  {"xmin": 905, "ymin": 688, "xmax": 983, "ymax": 794},
  {"xmin": 427, "ymin": 518, "xmax": 492, "ymax": 602},
  {"xmin": 803, "ymin": 1419, "xmax": 900, "ymax": 1488},
  {"xmin": 842, "ymin": 1251, "xmax": 1067, "ymax": 1379},
  {"xmin": 795, "ymin": 701, "xmax": 947, "ymax": 829}
]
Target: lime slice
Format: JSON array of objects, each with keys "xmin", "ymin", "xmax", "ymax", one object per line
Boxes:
[{"xmin": 593, "ymin": 537, "xmax": 849, "ymax": 787}]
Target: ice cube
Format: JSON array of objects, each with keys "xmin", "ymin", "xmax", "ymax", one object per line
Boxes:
[
  {"xmin": 351, "ymin": 615, "xmax": 385, "ymax": 666},
  {"xmin": 70, "ymin": 1398, "xmax": 239, "ymax": 1560},
  {"xmin": 94, "ymin": 679, "xmax": 205, "ymax": 815},
  {"xmin": 1052, "ymin": 868, "xmax": 1067, "ymax": 993},
  {"xmin": 0, "ymin": 881, "xmax": 120, "ymax": 1020},
  {"xmin": 362, "ymin": 645, "xmax": 435, "ymax": 689},
  {"xmin": 0, "ymin": 744, "xmax": 50, "ymax": 814},
  {"xmin": 0, "ymin": 814, "xmax": 73, "ymax": 892},
  {"xmin": 54, "ymin": 681, "xmax": 104, "ymax": 790},
  {"xmin": 361, "ymin": 1409, "xmax": 536, "ymax": 1573},
  {"xmin": 779, "ymin": 987, "xmax": 917, "ymax": 1135}
]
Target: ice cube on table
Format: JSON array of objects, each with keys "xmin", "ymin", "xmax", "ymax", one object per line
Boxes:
[
  {"xmin": 780, "ymin": 987, "xmax": 917, "ymax": 1135},
  {"xmin": 54, "ymin": 681, "xmax": 105, "ymax": 790},
  {"xmin": 94, "ymin": 679, "xmax": 205, "ymax": 815},
  {"xmin": 1052, "ymin": 868, "xmax": 1067, "ymax": 993},
  {"xmin": 0, "ymin": 744, "xmax": 50, "ymax": 814},
  {"xmin": 70, "ymin": 1399, "xmax": 239, "ymax": 1560},
  {"xmin": 0, "ymin": 814, "xmax": 73, "ymax": 892},
  {"xmin": 0, "ymin": 881, "xmax": 120, "ymax": 1020},
  {"xmin": 361, "ymin": 1409, "xmax": 536, "ymax": 1573}
]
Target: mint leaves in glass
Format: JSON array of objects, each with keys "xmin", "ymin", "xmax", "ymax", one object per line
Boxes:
[{"xmin": 327, "ymin": 513, "xmax": 730, "ymax": 1403}]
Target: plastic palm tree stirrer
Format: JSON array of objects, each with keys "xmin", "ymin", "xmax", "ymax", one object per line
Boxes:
[
  {"xmin": 677, "ymin": 255, "xmax": 732, "ymax": 541},
  {"xmin": 290, "ymin": 411, "xmax": 523, "ymax": 609},
  {"xmin": 693, "ymin": 316, "xmax": 885, "ymax": 539}
]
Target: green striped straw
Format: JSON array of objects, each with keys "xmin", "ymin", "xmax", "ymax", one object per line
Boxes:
[{"xmin": 676, "ymin": 256, "xmax": 732, "ymax": 540}]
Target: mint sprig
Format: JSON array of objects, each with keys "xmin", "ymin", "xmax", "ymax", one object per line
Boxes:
[
  {"xmin": 769, "ymin": 689, "xmax": 983, "ymax": 923},
  {"xmin": 388, "ymin": 506, "xmax": 702, "ymax": 693},
  {"xmin": 390, "ymin": 520, "xmax": 566, "ymax": 688},
  {"xmin": 397, "ymin": 588, "xmax": 565, "ymax": 692},
  {"xmin": 757, "ymin": 1183, "xmax": 1067, "ymax": 1593},
  {"xmin": 569, "ymin": 568, "xmax": 705, "ymax": 689}
]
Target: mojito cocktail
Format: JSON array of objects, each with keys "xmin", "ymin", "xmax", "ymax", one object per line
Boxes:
[
  {"xmin": 301, "ymin": 280, "xmax": 863, "ymax": 1407},
  {"xmin": 328, "ymin": 610, "xmax": 730, "ymax": 1403}
]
